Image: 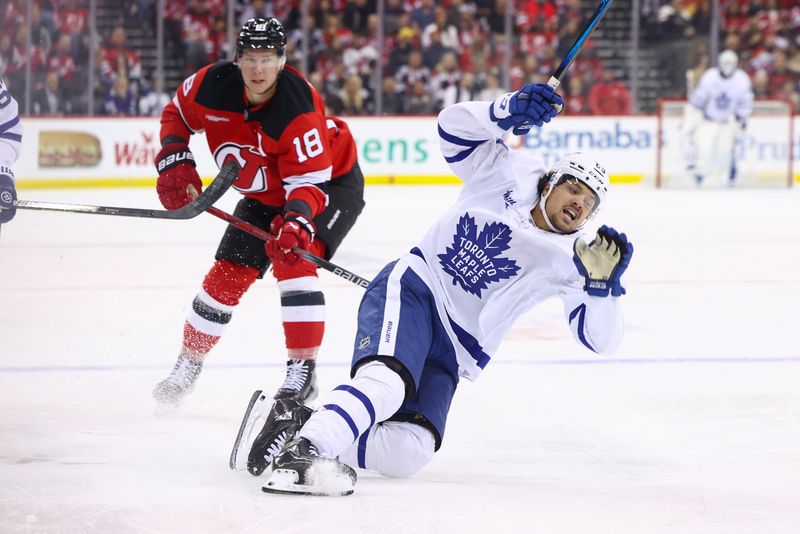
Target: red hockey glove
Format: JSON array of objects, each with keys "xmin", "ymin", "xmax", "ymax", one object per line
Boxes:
[
  {"xmin": 265, "ymin": 212, "xmax": 316, "ymax": 266},
  {"xmin": 155, "ymin": 144, "xmax": 201, "ymax": 210}
]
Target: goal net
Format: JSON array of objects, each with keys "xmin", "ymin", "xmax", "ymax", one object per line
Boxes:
[{"xmin": 656, "ymin": 99, "xmax": 794, "ymax": 188}]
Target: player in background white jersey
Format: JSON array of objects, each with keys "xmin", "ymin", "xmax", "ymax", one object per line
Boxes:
[
  {"xmin": 684, "ymin": 49, "xmax": 753, "ymax": 186},
  {"xmin": 232, "ymin": 83, "xmax": 634, "ymax": 496},
  {"xmin": 0, "ymin": 79, "xmax": 23, "ymax": 225}
]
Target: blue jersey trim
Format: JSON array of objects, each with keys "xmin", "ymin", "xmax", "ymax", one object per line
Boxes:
[
  {"xmin": 0, "ymin": 131, "xmax": 21, "ymax": 142},
  {"xmin": 334, "ymin": 384, "xmax": 376, "ymax": 427},
  {"xmin": 437, "ymin": 124, "xmax": 486, "ymax": 147},
  {"xmin": 569, "ymin": 303, "xmax": 597, "ymax": 353},
  {"xmin": 323, "ymin": 403, "xmax": 359, "ymax": 440},
  {"xmin": 357, "ymin": 429, "xmax": 369, "ymax": 469},
  {"xmin": 410, "ymin": 247, "xmax": 491, "ymax": 369},
  {"xmin": 0, "ymin": 115, "xmax": 19, "ymax": 134},
  {"xmin": 444, "ymin": 145, "xmax": 479, "ymax": 163}
]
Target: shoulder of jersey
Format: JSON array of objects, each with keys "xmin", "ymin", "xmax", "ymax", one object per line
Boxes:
[
  {"xmin": 188, "ymin": 62, "xmax": 246, "ymax": 112},
  {"xmin": 250, "ymin": 66, "xmax": 322, "ymax": 140}
]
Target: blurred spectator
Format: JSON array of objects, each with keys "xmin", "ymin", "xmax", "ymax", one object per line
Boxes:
[
  {"xmin": 387, "ymin": 27, "xmax": 414, "ymax": 75},
  {"xmin": 103, "ymin": 76, "xmax": 137, "ymax": 116},
  {"xmin": 431, "ymin": 51, "xmax": 462, "ymax": 108},
  {"xmin": 239, "ymin": 0, "xmax": 274, "ymax": 25},
  {"xmin": 7, "ymin": 26, "xmax": 48, "ymax": 100},
  {"xmin": 422, "ymin": 30, "xmax": 453, "ymax": 71},
  {"xmin": 0, "ymin": 34, "xmax": 11, "ymax": 79},
  {"xmin": 406, "ymin": 78, "xmax": 436, "ymax": 114},
  {"xmin": 182, "ymin": 0, "xmax": 215, "ymax": 73},
  {"xmin": 422, "ymin": 7, "xmax": 460, "ymax": 51},
  {"xmin": 563, "ymin": 75, "xmax": 590, "ymax": 114},
  {"xmin": 139, "ymin": 74, "xmax": 171, "ymax": 116},
  {"xmin": 100, "ymin": 26, "xmax": 143, "ymax": 97},
  {"xmin": 339, "ymin": 73, "xmax": 372, "ymax": 115},
  {"xmin": 441, "ymin": 71, "xmax": 478, "ymax": 107},
  {"xmin": 777, "ymin": 79, "xmax": 800, "ymax": 111},
  {"xmin": 380, "ymin": 76, "xmax": 403, "ymax": 114},
  {"xmin": 32, "ymin": 70, "xmax": 66, "ymax": 116},
  {"xmin": 751, "ymin": 69, "xmax": 771, "ymax": 99},
  {"xmin": 588, "ymin": 69, "xmax": 631, "ymax": 115},
  {"xmin": 54, "ymin": 0, "xmax": 90, "ymax": 60},
  {"xmin": 343, "ymin": 0, "xmax": 373, "ymax": 37},
  {"xmin": 478, "ymin": 72, "xmax": 506, "ymax": 101},
  {"xmin": 395, "ymin": 49, "xmax": 431, "ymax": 94},
  {"xmin": 410, "ymin": 0, "xmax": 436, "ymax": 33}
]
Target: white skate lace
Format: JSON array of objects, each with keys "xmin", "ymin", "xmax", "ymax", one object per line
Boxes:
[
  {"xmin": 167, "ymin": 356, "xmax": 202, "ymax": 389},
  {"xmin": 265, "ymin": 431, "xmax": 291, "ymax": 463},
  {"xmin": 280, "ymin": 359, "xmax": 311, "ymax": 391}
]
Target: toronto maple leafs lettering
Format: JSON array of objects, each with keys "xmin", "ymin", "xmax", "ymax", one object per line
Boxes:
[{"xmin": 437, "ymin": 213, "xmax": 520, "ymax": 297}]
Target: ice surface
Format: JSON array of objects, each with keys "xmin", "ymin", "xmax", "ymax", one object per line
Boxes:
[{"xmin": 1, "ymin": 185, "xmax": 799, "ymax": 533}]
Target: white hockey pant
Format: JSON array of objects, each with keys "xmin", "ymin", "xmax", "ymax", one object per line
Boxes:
[
  {"xmin": 694, "ymin": 120, "xmax": 738, "ymax": 183},
  {"xmin": 298, "ymin": 360, "xmax": 436, "ymax": 478}
]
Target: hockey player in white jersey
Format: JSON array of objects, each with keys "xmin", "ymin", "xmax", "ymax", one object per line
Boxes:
[
  {"xmin": 0, "ymin": 79, "xmax": 22, "ymax": 224},
  {"xmin": 231, "ymin": 82, "xmax": 634, "ymax": 496},
  {"xmin": 684, "ymin": 49, "xmax": 753, "ymax": 186}
]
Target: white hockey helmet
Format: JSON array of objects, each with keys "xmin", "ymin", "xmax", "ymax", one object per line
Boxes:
[
  {"xmin": 538, "ymin": 152, "xmax": 609, "ymax": 233},
  {"xmin": 718, "ymin": 50, "xmax": 738, "ymax": 77}
]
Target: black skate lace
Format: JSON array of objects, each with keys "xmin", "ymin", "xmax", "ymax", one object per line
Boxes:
[{"xmin": 281, "ymin": 359, "xmax": 310, "ymax": 391}]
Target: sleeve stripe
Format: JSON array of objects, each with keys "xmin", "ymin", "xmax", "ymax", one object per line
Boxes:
[
  {"xmin": 569, "ymin": 303, "xmax": 597, "ymax": 353},
  {"xmin": 0, "ymin": 132, "xmax": 22, "ymax": 143},
  {"xmin": 172, "ymin": 95, "xmax": 199, "ymax": 134},
  {"xmin": 282, "ymin": 166, "xmax": 332, "ymax": 185},
  {"xmin": 437, "ymin": 124, "xmax": 486, "ymax": 148},
  {"xmin": 444, "ymin": 144, "xmax": 479, "ymax": 163},
  {"xmin": 0, "ymin": 115, "xmax": 20, "ymax": 134}
]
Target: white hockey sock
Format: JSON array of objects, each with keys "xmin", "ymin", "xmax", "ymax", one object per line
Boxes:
[{"xmin": 298, "ymin": 360, "xmax": 406, "ymax": 459}]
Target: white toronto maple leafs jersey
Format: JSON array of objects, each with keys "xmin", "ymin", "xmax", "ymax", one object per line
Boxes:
[
  {"xmin": 0, "ymin": 79, "xmax": 23, "ymax": 173},
  {"xmin": 399, "ymin": 101, "xmax": 625, "ymax": 381},
  {"xmin": 690, "ymin": 68, "xmax": 753, "ymax": 123}
]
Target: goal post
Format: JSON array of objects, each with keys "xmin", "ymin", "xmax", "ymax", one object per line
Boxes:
[{"xmin": 656, "ymin": 99, "xmax": 794, "ymax": 188}]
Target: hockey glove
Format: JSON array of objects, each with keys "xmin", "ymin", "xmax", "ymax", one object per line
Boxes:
[
  {"xmin": 155, "ymin": 143, "xmax": 201, "ymax": 210},
  {"xmin": 0, "ymin": 166, "xmax": 17, "ymax": 224},
  {"xmin": 266, "ymin": 211, "xmax": 316, "ymax": 266},
  {"xmin": 573, "ymin": 225, "xmax": 633, "ymax": 297},
  {"xmin": 490, "ymin": 83, "xmax": 563, "ymax": 135}
]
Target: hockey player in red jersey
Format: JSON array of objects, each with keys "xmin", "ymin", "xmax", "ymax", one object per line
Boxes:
[{"xmin": 152, "ymin": 17, "xmax": 365, "ymax": 411}]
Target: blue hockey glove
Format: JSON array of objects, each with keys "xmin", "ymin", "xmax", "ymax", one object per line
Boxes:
[
  {"xmin": 0, "ymin": 166, "xmax": 17, "ymax": 224},
  {"xmin": 490, "ymin": 83, "xmax": 563, "ymax": 135},
  {"xmin": 573, "ymin": 225, "xmax": 633, "ymax": 297}
]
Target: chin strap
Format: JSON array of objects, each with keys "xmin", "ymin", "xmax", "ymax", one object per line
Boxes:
[{"xmin": 537, "ymin": 190, "xmax": 561, "ymax": 233}]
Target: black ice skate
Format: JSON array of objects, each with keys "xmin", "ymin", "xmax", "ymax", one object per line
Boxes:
[
  {"xmin": 240, "ymin": 397, "xmax": 313, "ymax": 476},
  {"xmin": 262, "ymin": 437, "xmax": 357, "ymax": 496},
  {"xmin": 274, "ymin": 359, "xmax": 318, "ymax": 402},
  {"xmin": 152, "ymin": 355, "xmax": 203, "ymax": 414}
]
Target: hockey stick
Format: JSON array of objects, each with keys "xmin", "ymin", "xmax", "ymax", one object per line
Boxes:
[
  {"xmin": 204, "ymin": 205, "xmax": 372, "ymax": 289},
  {"xmin": 12, "ymin": 160, "xmax": 239, "ymax": 219},
  {"xmin": 546, "ymin": 0, "xmax": 615, "ymax": 109}
]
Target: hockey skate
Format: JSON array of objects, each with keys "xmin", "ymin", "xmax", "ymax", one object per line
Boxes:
[
  {"xmin": 152, "ymin": 355, "xmax": 203, "ymax": 415},
  {"xmin": 262, "ymin": 437, "xmax": 357, "ymax": 496},
  {"xmin": 274, "ymin": 359, "xmax": 318, "ymax": 402},
  {"xmin": 229, "ymin": 392, "xmax": 312, "ymax": 476}
]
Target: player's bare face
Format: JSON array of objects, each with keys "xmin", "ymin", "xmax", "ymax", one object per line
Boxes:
[
  {"xmin": 239, "ymin": 50, "xmax": 283, "ymax": 104},
  {"xmin": 545, "ymin": 179, "xmax": 597, "ymax": 232}
]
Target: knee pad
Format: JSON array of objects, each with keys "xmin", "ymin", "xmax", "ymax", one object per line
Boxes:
[{"xmin": 339, "ymin": 421, "xmax": 436, "ymax": 478}]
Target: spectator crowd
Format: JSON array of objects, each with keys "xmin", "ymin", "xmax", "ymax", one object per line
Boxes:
[{"xmin": 2, "ymin": 0, "xmax": 799, "ymax": 117}]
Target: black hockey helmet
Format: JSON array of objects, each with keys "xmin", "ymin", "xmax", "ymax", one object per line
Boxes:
[{"xmin": 236, "ymin": 17, "xmax": 286, "ymax": 57}]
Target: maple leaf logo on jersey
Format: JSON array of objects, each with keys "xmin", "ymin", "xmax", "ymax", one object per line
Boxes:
[{"xmin": 437, "ymin": 213, "xmax": 520, "ymax": 297}]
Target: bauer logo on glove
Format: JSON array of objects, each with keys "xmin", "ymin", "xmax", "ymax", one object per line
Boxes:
[{"xmin": 572, "ymin": 225, "xmax": 633, "ymax": 297}]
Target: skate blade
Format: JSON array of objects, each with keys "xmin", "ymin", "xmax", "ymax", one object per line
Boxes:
[
  {"xmin": 261, "ymin": 468, "xmax": 355, "ymax": 497},
  {"xmin": 229, "ymin": 390, "xmax": 274, "ymax": 471}
]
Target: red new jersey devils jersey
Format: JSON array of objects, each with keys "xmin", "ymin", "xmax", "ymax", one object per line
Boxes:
[{"xmin": 160, "ymin": 62, "xmax": 356, "ymax": 218}]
